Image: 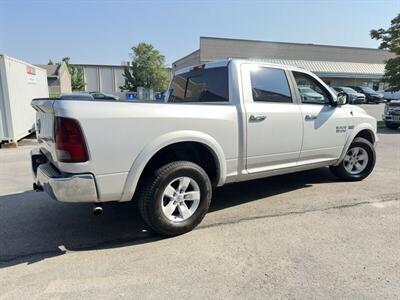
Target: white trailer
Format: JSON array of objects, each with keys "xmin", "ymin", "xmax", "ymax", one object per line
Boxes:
[{"xmin": 0, "ymin": 54, "xmax": 48, "ymax": 145}]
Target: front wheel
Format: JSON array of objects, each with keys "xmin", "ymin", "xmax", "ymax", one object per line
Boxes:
[
  {"xmin": 138, "ymin": 161, "xmax": 212, "ymax": 236},
  {"xmin": 330, "ymin": 137, "xmax": 376, "ymax": 181}
]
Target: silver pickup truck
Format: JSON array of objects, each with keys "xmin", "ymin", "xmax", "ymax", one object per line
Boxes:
[{"xmin": 31, "ymin": 59, "xmax": 377, "ymax": 236}]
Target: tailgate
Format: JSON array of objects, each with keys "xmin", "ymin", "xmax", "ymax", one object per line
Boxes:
[{"xmin": 31, "ymin": 98, "xmax": 57, "ymax": 161}]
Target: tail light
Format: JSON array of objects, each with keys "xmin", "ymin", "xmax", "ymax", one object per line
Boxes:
[{"xmin": 55, "ymin": 117, "xmax": 89, "ymax": 162}]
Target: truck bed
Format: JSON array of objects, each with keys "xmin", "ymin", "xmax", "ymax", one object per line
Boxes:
[{"xmin": 31, "ymin": 98, "xmax": 239, "ymax": 202}]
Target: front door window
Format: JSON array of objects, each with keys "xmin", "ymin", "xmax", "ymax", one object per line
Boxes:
[{"xmin": 293, "ymin": 71, "xmax": 332, "ymax": 105}]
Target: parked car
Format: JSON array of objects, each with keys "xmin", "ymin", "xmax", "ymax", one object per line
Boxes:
[
  {"xmin": 382, "ymin": 100, "xmax": 400, "ymax": 129},
  {"xmin": 31, "ymin": 59, "xmax": 378, "ymax": 236},
  {"xmin": 333, "ymin": 87, "xmax": 366, "ymax": 104},
  {"xmin": 346, "ymin": 86, "xmax": 383, "ymax": 104},
  {"xmin": 377, "ymin": 90, "xmax": 385, "ymax": 99},
  {"xmin": 89, "ymin": 91, "xmax": 120, "ymax": 100},
  {"xmin": 298, "ymin": 86, "xmax": 324, "ymax": 103},
  {"xmin": 380, "ymin": 89, "xmax": 400, "ymax": 102}
]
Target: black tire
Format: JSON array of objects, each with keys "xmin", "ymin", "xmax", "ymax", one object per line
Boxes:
[
  {"xmin": 330, "ymin": 137, "xmax": 376, "ymax": 181},
  {"xmin": 385, "ymin": 122, "xmax": 400, "ymax": 130},
  {"xmin": 138, "ymin": 161, "xmax": 212, "ymax": 236}
]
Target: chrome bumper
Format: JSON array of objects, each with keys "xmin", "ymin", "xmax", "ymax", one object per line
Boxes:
[{"xmin": 31, "ymin": 149, "xmax": 98, "ymax": 203}]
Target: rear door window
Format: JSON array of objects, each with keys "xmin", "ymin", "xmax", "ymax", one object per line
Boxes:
[{"xmin": 168, "ymin": 67, "xmax": 229, "ymax": 103}]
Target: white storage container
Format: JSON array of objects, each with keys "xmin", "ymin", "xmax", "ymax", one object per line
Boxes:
[{"xmin": 0, "ymin": 54, "xmax": 48, "ymax": 144}]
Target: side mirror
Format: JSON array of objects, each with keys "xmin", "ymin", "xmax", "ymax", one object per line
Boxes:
[{"xmin": 332, "ymin": 91, "xmax": 348, "ymax": 106}]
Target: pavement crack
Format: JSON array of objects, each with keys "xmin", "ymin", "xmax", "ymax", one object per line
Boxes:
[{"xmin": 198, "ymin": 195, "xmax": 400, "ymax": 230}]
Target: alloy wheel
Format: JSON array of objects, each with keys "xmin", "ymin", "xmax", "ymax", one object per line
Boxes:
[
  {"xmin": 161, "ymin": 177, "xmax": 201, "ymax": 222},
  {"xmin": 343, "ymin": 147, "xmax": 369, "ymax": 175}
]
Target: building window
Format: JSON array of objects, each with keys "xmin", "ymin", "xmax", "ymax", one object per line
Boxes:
[{"xmin": 372, "ymin": 81, "xmax": 380, "ymax": 91}]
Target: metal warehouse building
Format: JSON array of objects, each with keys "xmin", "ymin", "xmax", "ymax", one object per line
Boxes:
[
  {"xmin": 72, "ymin": 64, "xmax": 126, "ymax": 95},
  {"xmin": 173, "ymin": 37, "xmax": 394, "ymax": 90},
  {"xmin": 72, "ymin": 64, "xmax": 173, "ymax": 96}
]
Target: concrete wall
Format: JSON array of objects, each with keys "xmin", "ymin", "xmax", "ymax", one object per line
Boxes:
[
  {"xmin": 172, "ymin": 50, "xmax": 200, "ymax": 73},
  {"xmin": 320, "ymin": 77, "xmax": 386, "ymax": 90},
  {"xmin": 199, "ymin": 37, "xmax": 394, "ymax": 64},
  {"xmin": 172, "ymin": 37, "xmax": 393, "ymax": 90},
  {"xmin": 40, "ymin": 62, "xmax": 72, "ymax": 96},
  {"xmin": 58, "ymin": 63, "xmax": 72, "ymax": 94}
]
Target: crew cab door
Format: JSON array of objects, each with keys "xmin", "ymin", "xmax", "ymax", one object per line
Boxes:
[
  {"xmin": 289, "ymin": 70, "xmax": 349, "ymax": 164},
  {"xmin": 241, "ymin": 64, "xmax": 303, "ymax": 173}
]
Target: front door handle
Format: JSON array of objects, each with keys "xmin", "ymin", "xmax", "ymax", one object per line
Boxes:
[
  {"xmin": 249, "ymin": 114, "xmax": 266, "ymax": 122},
  {"xmin": 305, "ymin": 114, "xmax": 318, "ymax": 121}
]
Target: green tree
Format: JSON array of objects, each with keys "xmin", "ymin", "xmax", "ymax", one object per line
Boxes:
[
  {"xmin": 120, "ymin": 43, "xmax": 169, "ymax": 92},
  {"xmin": 370, "ymin": 14, "xmax": 400, "ymax": 91},
  {"xmin": 61, "ymin": 57, "xmax": 85, "ymax": 91},
  {"xmin": 47, "ymin": 59, "xmax": 54, "ymax": 65}
]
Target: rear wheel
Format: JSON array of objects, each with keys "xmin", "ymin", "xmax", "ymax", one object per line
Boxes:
[
  {"xmin": 330, "ymin": 137, "xmax": 375, "ymax": 181},
  {"xmin": 385, "ymin": 122, "xmax": 400, "ymax": 130},
  {"xmin": 138, "ymin": 161, "xmax": 212, "ymax": 236}
]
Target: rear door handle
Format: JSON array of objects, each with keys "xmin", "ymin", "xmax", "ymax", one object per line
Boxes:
[
  {"xmin": 305, "ymin": 114, "xmax": 318, "ymax": 121},
  {"xmin": 249, "ymin": 114, "xmax": 266, "ymax": 122}
]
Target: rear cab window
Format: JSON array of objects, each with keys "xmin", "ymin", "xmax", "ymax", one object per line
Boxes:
[{"xmin": 167, "ymin": 66, "xmax": 229, "ymax": 103}]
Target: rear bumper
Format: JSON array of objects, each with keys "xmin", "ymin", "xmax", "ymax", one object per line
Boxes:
[
  {"xmin": 353, "ymin": 99, "xmax": 366, "ymax": 104},
  {"xmin": 355, "ymin": 97, "xmax": 366, "ymax": 104},
  {"xmin": 367, "ymin": 96, "xmax": 382, "ymax": 103},
  {"xmin": 349, "ymin": 95, "xmax": 365, "ymax": 104},
  {"xmin": 31, "ymin": 149, "xmax": 98, "ymax": 203}
]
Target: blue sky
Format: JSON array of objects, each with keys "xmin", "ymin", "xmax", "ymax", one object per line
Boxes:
[{"xmin": 0, "ymin": 0, "xmax": 398, "ymax": 66}]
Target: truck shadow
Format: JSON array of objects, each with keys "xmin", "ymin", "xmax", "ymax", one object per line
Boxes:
[
  {"xmin": 0, "ymin": 168, "xmax": 336, "ymax": 269},
  {"xmin": 210, "ymin": 168, "xmax": 335, "ymax": 212}
]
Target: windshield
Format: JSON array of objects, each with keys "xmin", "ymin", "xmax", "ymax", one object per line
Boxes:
[
  {"xmin": 341, "ymin": 87, "xmax": 357, "ymax": 93},
  {"xmin": 298, "ymin": 87, "xmax": 315, "ymax": 93},
  {"xmin": 361, "ymin": 86, "xmax": 376, "ymax": 93}
]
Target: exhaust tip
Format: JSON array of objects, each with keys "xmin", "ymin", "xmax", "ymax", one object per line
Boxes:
[
  {"xmin": 93, "ymin": 205, "xmax": 103, "ymax": 216},
  {"xmin": 33, "ymin": 183, "xmax": 43, "ymax": 192}
]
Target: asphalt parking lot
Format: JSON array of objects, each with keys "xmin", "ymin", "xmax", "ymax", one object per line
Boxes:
[{"xmin": 0, "ymin": 109, "xmax": 399, "ymax": 299}]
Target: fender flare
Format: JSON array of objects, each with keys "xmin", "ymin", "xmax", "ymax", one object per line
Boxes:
[
  {"xmin": 120, "ymin": 130, "xmax": 227, "ymax": 202},
  {"xmin": 333, "ymin": 123, "xmax": 377, "ymax": 166}
]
